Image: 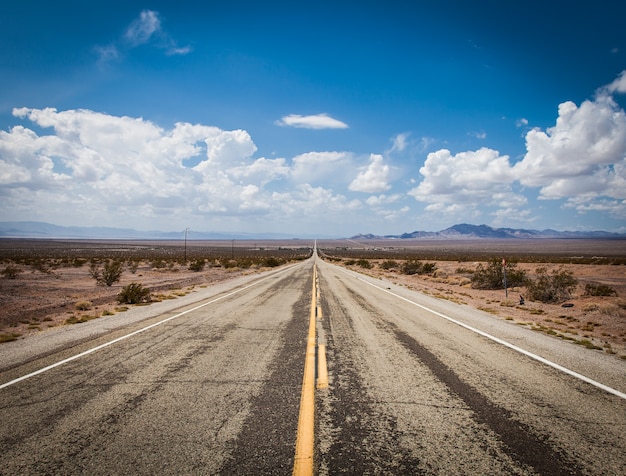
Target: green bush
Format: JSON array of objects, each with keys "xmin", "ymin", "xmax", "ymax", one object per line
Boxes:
[
  {"xmin": 91, "ymin": 260, "xmax": 124, "ymax": 286},
  {"xmin": 526, "ymin": 267, "xmax": 578, "ymax": 303},
  {"xmin": 117, "ymin": 282, "xmax": 151, "ymax": 304},
  {"xmin": 401, "ymin": 260, "xmax": 422, "ymax": 275},
  {"xmin": 421, "ymin": 262, "xmax": 437, "ymax": 274},
  {"xmin": 128, "ymin": 260, "xmax": 139, "ymax": 274},
  {"xmin": 401, "ymin": 260, "xmax": 437, "ymax": 275},
  {"xmin": 584, "ymin": 282, "xmax": 617, "ymax": 297},
  {"xmin": 262, "ymin": 257, "xmax": 282, "ymax": 267},
  {"xmin": 471, "ymin": 258, "xmax": 526, "ymax": 290},
  {"xmin": 356, "ymin": 259, "xmax": 372, "ymax": 269},
  {"xmin": 380, "ymin": 260, "xmax": 398, "ymax": 270}
]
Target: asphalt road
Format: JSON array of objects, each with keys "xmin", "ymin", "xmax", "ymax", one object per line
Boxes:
[{"xmin": 1, "ymin": 255, "xmax": 625, "ymax": 475}]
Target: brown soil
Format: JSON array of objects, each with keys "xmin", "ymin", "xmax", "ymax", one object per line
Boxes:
[{"xmin": 0, "ymin": 262, "xmax": 250, "ymax": 341}]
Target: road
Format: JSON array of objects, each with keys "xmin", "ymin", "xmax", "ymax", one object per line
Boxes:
[{"xmin": 1, "ymin": 254, "xmax": 625, "ymax": 475}]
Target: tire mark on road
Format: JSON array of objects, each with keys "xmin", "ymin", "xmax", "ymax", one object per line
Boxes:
[
  {"xmin": 219, "ymin": 272, "xmax": 310, "ymax": 475},
  {"xmin": 318, "ymin": 276, "xmax": 423, "ymax": 474},
  {"xmin": 393, "ymin": 328, "xmax": 583, "ymax": 476}
]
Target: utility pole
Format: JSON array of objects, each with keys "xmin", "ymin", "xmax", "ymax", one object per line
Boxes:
[
  {"xmin": 502, "ymin": 258, "xmax": 508, "ymax": 298},
  {"xmin": 184, "ymin": 227, "xmax": 190, "ymax": 262}
]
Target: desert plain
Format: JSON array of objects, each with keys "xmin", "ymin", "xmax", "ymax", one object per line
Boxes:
[{"xmin": 1, "ymin": 238, "xmax": 625, "ymax": 360}]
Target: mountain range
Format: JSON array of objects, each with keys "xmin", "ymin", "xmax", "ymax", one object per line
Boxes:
[
  {"xmin": 351, "ymin": 223, "xmax": 626, "ymax": 240},
  {"xmin": 0, "ymin": 221, "xmax": 624, "ymax": 240}
]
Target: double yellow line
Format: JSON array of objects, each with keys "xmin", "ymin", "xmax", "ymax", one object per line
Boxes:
[{"xmin": 293, "ymin": 264, "xmax": 328, "ymax": 475}]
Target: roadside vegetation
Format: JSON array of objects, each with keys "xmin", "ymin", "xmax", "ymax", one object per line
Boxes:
[
  {"xmin": 117, "ymin": 282, "xmax": 151, "ymax": 304},
  {"xmin": 322, "ymin": 247, "xmax": 625, "ymax": 358}
]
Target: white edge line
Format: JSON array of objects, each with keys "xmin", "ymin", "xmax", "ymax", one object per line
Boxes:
[
  {"xmin": 0, "ymin": 265, "xmax": 298, "ymax": 391},
  {"xmin": 337, "ymin": 267, "xmax": 626, "ymax": 401}
]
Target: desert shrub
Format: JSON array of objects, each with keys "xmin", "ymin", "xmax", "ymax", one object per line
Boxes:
[
  {"xmin": 75, "ymin": 300, "xmax": 92, "ymax": 311},
  {"xmin": 188, "ymin": 259, "xmax": 206, "ymax": 271},
  {"xmin": 344, "ymin": 260, "xmax": 357, "ymax": 266},
  {"xmin": 262, "ymin": 257, "xmax": 282, "ymax": 267},
  {"xmin": 150, "ymin": 259, "xmax": 166, "ymax": 269},
  {"xmin": 89, "ymin": 262, "xmax": 100, "ymax": 279},
  {"xmin": 401, "ymin": 260, "xmax": 422, "ymax": 275},
  {"xmin": 91, "ymin": 260, "xmax": 124, "ymax": 286},
  {"xmin": 0, "ymin": 333, "xmax": 21, "ymax": 343},
  {"xmin": 2, "ymin": 265, "xmax": 21, "ymax": 279},
  {"xmin": 471, "ymin": 258, "xmax": 526, "ymax": 290},
  {"xmin": 128, "ymin": 260, "xmax": 139, "ymax": 274},
  {"xmin": 117, "ymin": 282, "xmax": 151, "ymax": 304},
  {"xmin": 401, "ymin": 260, "xmax": 437, "ymax": 275},
  {"xmin": 72, "ymin": 258, "xmax": 87, "ymax": 268},
  {"xmin": 31, "ymin": 259, "xmax": 53, "ymax": 274},
  {"xmin": 584, "ymin": 282, "xmax": 618, "ymax": 297},
  {"xmin": 237, "ymin": 258, "xmax": 254, "ymax": 269},
  {"xmin": 380, "ymin": 260, "xmax": 398, "ymax": 270},
  {"xmin": 421, "ymin": 262, "xmax": 437, "ymax": 274},
  {"xmin": 526, "ymin": 267, "xmax": 578, "ymax": 303},
  {"xmin": 356, "ymin": 259, "xmax": 372, "ymax": 269}
]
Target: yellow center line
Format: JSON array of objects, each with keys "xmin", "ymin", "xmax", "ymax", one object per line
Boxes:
[{"xmin": 293, "ymin": 264, "xmax": 318, "ymax": 475}]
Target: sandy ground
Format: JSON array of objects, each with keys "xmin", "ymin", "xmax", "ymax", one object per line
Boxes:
[
  {"xmin": 341, "ymin": 260, "xmax": 626, "ymax": 359},
  {"xmin": 1, "ymin": 258, "xmax": 625, "ymax": 359},
  {"xmin": 0, "ymin": 261, "xmax": 251, "ymax": 341}
]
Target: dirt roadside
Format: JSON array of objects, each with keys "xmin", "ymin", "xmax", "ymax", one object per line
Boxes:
[
  {"xmin": 0, "ymin": 262, "xmax": 251, "ymax": 341},
  {"xmin": 339, "ymin": 260, "xmax": 626, "ymax": 359}
]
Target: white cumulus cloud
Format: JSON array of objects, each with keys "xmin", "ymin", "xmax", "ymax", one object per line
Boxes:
[
  {"xmin": 349, "ymin": 154, "xmax": 391, "ymax": 193},
  {"xmin": 513, "ymin": 93, "xmax": 626, "ymax": 202},
  {"xmin": 408, "ymin": 147, "xmax": 525, "ymax": 215},
  {"xmin": 276, "ymin": 114, "xmax": 348, "ymax": 130}
]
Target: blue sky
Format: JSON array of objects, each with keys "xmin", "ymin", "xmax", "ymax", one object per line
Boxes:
[{"xmin": 1, "ymin": 1, "xmax": 626, "ymax": 237}]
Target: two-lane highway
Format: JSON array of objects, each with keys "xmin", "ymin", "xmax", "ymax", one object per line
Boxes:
[{"xmin": 1, "ymin": 254, "xmax": 625, "ymax": 475}]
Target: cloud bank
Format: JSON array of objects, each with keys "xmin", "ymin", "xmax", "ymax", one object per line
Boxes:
[
  {"xmin": 0, "ymin": 108, "xmax": 364, "ymax": 232},
  {"xmin": 408, "ymin": 71, "xmax": 626, "ymax": 223},
  {"xmin": 2, "ymin": 71, "xmax": 626, "ymax": 233}
]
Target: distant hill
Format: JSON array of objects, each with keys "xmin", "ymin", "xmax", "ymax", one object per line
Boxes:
[
  {"xmin": 0, "ymin": 221, "xmax": 319, "ymax": 240},
  {"xmin": 351, "ymin": 223, "xmax": 626, "ymax": 240},
  {"xmin": 1, "ymin": 221, "xmax": 623, "ymax": 241}
]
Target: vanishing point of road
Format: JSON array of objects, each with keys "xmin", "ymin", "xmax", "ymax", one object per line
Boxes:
[{"xmin": 1, "ymin": 252, "xmax": 625, "ymax": 475}]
